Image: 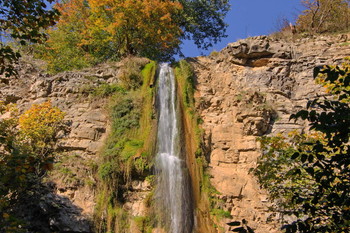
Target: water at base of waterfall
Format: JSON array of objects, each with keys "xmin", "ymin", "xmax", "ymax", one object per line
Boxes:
[{"xmin": 155, "ymin": 63, "xmax": 193, "ymax": 233}]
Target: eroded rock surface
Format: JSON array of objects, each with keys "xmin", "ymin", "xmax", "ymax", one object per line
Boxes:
[
  {"xmin": 0, "ymin": 60, "xmax": 122, "ymax": 232},
  {"xmin": 191, "ymin": 34, "xmax": 350, "ymax": 232}
]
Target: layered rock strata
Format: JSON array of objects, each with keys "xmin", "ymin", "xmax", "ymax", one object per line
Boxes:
[
  {"xmin": 0, "ymin": 60, "xmax": 121, "ymax": 232},
  {"xmin": 190, "ymin": 34, "xmax": 350, "ymax": 232}
]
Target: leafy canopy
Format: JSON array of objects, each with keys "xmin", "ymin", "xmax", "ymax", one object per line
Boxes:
[
  {"xmin": 38, "ymin": 0, "xmax": 230, "ymax": 72},
  {"xmin": 0, "ymin": 0, "xmax": 59, "ymax": 77}
]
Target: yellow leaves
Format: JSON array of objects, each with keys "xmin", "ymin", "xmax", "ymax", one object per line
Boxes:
[
  {"xmin": 18, "ymin": 101, "xmax": 65, "ymax": 144},
  {"xmin": 160, "ymin": 13, "xmax": 171, "ymax": 21},
  {"xmin": 83, "ymin": 0, "xmax": 183, "ymax": 54},
  {"xmin": 43, "ymin": 0, "xmax": 185, "ymax": 64}
]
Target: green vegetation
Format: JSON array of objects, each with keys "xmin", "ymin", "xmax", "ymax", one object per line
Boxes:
[
  {"xmin": 50, "ymin": 153, "xmax": 97, "ymax": 188},
  {"xmin": 35, "ymin": 0, "xmax": 229, "ymax": 73},
  {"xmin": 93, "ymin": 58, "xmax": 157, "ymax": 233},
  {"xmin": 296, "ymin": 0, "xmax": 350, "ymax": 34},
  {"xmin": 175, "ymin": 60, "xmax": 231, "ymax": 230},
  {"xmin": 0, "ymin": 101, "xmax": 65, "ymax": 232},
  {"xmin": 0, "ymin": 0, "xmax": 59, "ymax": 77},
  {"xmin": 175, "ymin": 59, "xmax": 203, "ymax": 138},
  {"xmin": 133, "ymin": 215, "xmax": 156, "ymax": 233},
  {"xmin": 255, "ymin": 60, "xmax": 350, "ymax": 232}
]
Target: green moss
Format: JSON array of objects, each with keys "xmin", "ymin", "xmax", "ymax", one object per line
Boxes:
[
  {"xmin": 120, "ymin": 140, "xmax": 143, "ymax": 160},
  {"xmin": 210, "ymin": 208, "xmax": 232, "ymax": 219},
  {"xmin": 175, "ymin": 60, "xmax": 195, "ymax": 108},
  {"xmin": 133, "ymin": 216, "xmax": 155, "ymax": 233},
  {"xmin": 174, "ymin": 60, "xmax": 202, "ymax": 145},
  {"xmin": 92, "ymin": 83, "xmax": 126, "ymax": 97},
  {"xmin": 141, "ymin": 61, "xmax": 157, "ymax": 88},
  {"xmin": 93, "ymin": 59, "xmax": 157, "ymax": 232},
  {"xmin": 175, "ymin": 59, "xmax": 230, "ymax": 228}
]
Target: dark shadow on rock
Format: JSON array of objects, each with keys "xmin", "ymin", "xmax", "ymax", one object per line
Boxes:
[
  {"xmin": 13, "ymin": 183, "xmax": 92, "ymax": 233},
  {"xmin": 227, "ymin": 219, "xmax": 255, "ymax": 233}
]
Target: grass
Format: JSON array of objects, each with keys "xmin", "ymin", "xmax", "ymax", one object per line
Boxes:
[
  {"xmin": 210, "ymin": 208, "xmax": 232, "ymax": 219},
  {"xmin": 210, "ymin": 50, "xmax": 220, "ymax": 57},
  {"xmin": 340, "ymin": 42, "xmax": 350, "ymax": 47},
  {"xmin": 133, "ymin": 216, "xmax": 155, "ymax": 233}
]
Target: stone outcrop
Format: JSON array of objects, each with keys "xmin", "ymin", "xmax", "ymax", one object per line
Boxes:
[
  {"xmin": 0, "ymin": 57, "xmax": 155, "ymax": 232},
  {"xmin": 1, "ymin": 33, "xmax": 349, "ymax": 232},
  {"xmin": 0, "ymin": 59, "xmax": 123, "ymax": 232},
  {"xmin": 190, "ymin": 34, "xmax": 350, "ymax": 232}
]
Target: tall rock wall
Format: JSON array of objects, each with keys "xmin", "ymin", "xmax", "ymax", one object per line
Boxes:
[
  {"xmin": 190, "ymin": 34, "xmax": 350, "ymax": 232},
  {"xmin": 1, "ymin": 34, "xmax": 349, "ymax": 232},
  {"xmin": 0, "ymin": 60, "xmax": 122, "ymax": 232}
]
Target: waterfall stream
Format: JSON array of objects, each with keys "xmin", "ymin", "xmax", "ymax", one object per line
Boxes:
[{"xmin": 155, "ymin": 63, "xmax": 194, "ymax": 233}]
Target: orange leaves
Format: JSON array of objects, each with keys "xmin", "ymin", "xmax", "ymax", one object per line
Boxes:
[
  {"xmin": 85, "ymin": 0, "xmax": 183, "ymax": 56},
  {"xmin": 46, "ymin": 0, "xmax": 184, "ymax": 60}
]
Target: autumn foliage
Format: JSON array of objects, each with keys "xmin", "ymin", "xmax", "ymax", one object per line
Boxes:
[
  {"xmin": 0, "ymin": 101, "xmax": 65, "ymax": 231},
  {"xmin": 38, "ymin": 0, "xmax": 229, "ymax": 72},
  {"xmin": 296, "ymin": 0, "xmax": 350, "ymax": 33},
  {"xmin": 39, "ymin": 0, "xmax": 181, "ymax": 72},
  {"xmin": 19, "ymin": 101, "xmax": 65, "ymax": 147}
]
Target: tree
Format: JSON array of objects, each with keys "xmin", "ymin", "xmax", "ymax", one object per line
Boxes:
[
  {"xmin": 38, "ymin": 0, "xmax": 230, "ymax": 72},
  {"xmin": 0, "ymin": 0, "xmax": 59, "ymax": 77},
  {"xmin": 36, "ymin": 0, "xmax": 94, "ymax": 72},
  {"xmin": 0, "ymin": 101, "xmax": 65, "ymax": 231},
  {"xmin": 296, "ymin": 0, "xmax": 350, "ymax": 33},
  {"xmin": 255, "ymin": 60, "xmax": 350, "ymax": 232},
  {"xmin": 175, "ymin": 0, "xmax": 229, "ymax": 50}
]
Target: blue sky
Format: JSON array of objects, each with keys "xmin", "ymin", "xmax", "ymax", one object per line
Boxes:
[{"xmin": 181, "ymin": 0, "xmax": 304, "ymax": 58}]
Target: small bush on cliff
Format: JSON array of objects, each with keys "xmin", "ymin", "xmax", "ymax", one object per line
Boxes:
[{"xmin": 255, "ymin": 60, "xmax": 350, "ymax": 232}]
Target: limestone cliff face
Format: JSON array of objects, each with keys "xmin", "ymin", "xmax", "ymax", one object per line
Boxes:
[
  {"xmin": 1, "ymin": 34, "xmax": 349, "ymax": 233},
  {"xmin": 0, "ymin": 60, "xmax": 120, "ymax": 232},
  {"xmin": 190, "ymin": 34, "xmax": 350, "ymax": 232},
  {"xmin": 0, "ymin": 59, "xmax": 154, "ymax": 232}
]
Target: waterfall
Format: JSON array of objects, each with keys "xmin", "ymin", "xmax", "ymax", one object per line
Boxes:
[{"xmin": 155, "ymin": 63, "xmax": 194, "ymax": 233}]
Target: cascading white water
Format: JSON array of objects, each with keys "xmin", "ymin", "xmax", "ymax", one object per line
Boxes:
[{"xmin": 155, "ymin": 63, "xmax": 193, "ymax": 233}]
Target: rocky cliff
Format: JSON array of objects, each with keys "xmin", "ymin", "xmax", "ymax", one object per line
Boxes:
[
  {"xmin": 0, "ymin": 60, "xmax": 119, "ymax": 232},
  {"xmin": 1, "ymin": 34, "xmax": 349, "ymax": 232},
  {"xmin": 189, "ymin": 34, "xmax": 350, "ymax": 232}
]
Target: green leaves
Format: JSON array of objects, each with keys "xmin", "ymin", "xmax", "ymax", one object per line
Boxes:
[
  {"xmin": 0, "ymin": 101, "xmax": 65, "ymax": 230},
  {"xmin": 255, "ymin": 60, "xmax": 350, "ymax": 232},
  {"xmin": 0, "ymin": 0, "xmax": 59, "ymax": 76}
]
